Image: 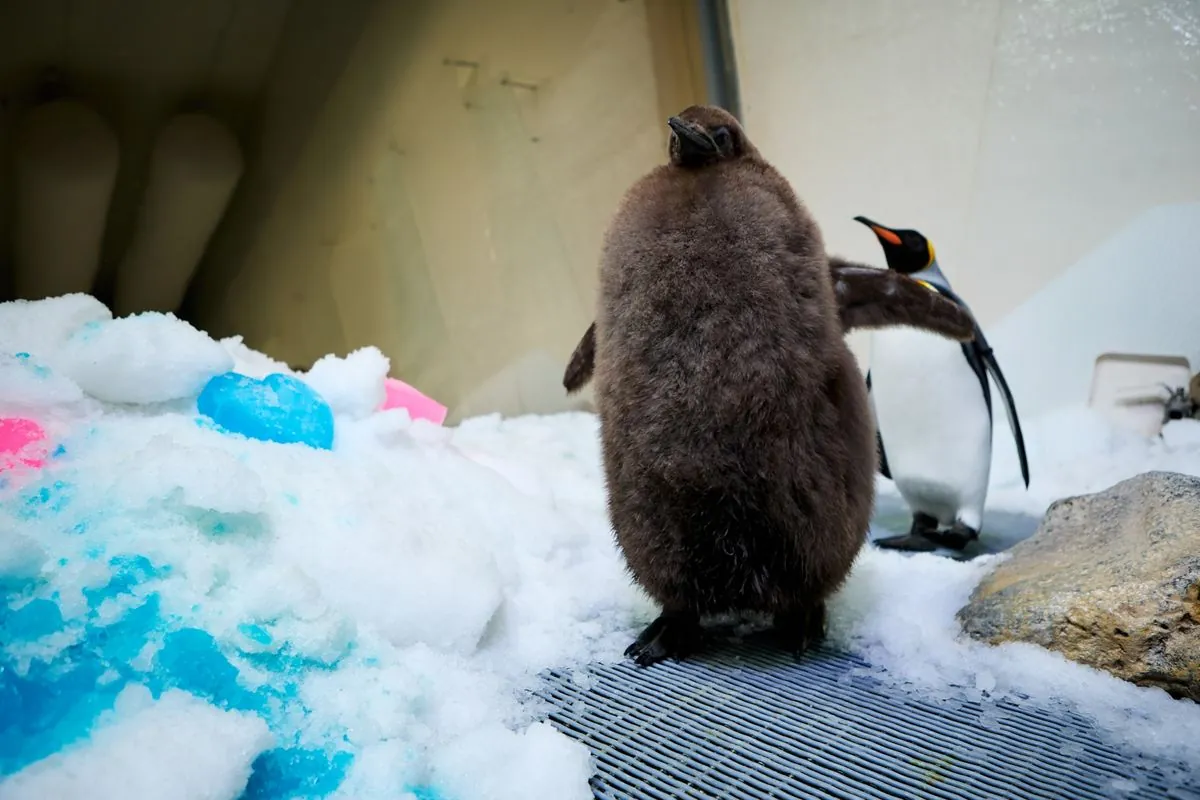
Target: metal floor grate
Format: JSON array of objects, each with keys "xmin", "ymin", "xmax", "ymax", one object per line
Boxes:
[{"xmin": 537, "ymin": 643, "xmax": 1199, "ymax": 800}]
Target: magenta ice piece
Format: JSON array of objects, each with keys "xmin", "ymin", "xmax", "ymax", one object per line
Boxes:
[
  {"xmin": 0, "ymin": 417, "xmax": 48, "ymax": 472},
  {"xmin": 381, "ymin": 378, "xmax": 447, "ymax": 425}
]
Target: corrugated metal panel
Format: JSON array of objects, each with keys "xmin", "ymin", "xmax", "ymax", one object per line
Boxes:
[{"xmin": 538, "ymin": 643, "xmax": 1198, "ymax": 800}]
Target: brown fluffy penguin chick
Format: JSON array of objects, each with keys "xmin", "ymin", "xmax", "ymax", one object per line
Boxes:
[
  {"xmin": 593, "ymin": 105, "xmax": 878, "ymax": 667},
  {"xmin": 563, "ymin": 261, "xmax": 974, "ymax": 394}
]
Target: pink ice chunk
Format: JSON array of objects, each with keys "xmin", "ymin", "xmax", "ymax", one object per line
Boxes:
[
  {"xmin": 380, "ymin": 378, "xmax": 447, "ymax": 425},
  {"xmin": 0, "ymin": 417, "xmax": 48, "ymax": 472}
]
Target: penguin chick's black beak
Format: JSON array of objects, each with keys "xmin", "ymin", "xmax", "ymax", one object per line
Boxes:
[
  {"xmin": 668, "ymin": 116, "xmax": 719, "ymax": 159},
  {"xmin": 852, "ymin": 215, "xmax": 903, "ymax": 247}
]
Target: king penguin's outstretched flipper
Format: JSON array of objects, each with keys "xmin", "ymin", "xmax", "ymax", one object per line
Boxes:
[
  {"xmin": 920, "ymin": 281, "xmax": 1031, "ymax": 489},
  {"xmin": 865, "ymin": 370, "xmax": 891, "ymax": 480},
  {"xmin": 830, "ymin": 259, "xmax": 975, "ymax": 341},
  {"xmin": 563, "ymin": 321, "xmax": 596, "ymax": 394},
  {"xmin": 974, "ymin": 331, "xmax": 1030, "ymax": 487}
]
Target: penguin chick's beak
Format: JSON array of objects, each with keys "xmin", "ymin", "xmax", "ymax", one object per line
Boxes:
[
  {"xmin": 853, "ymin": 215, "xmax": 903, "ymax": 247},
  {"xmin": 668, "ymin": 116, "xmax": 718, "ymax": 159}
]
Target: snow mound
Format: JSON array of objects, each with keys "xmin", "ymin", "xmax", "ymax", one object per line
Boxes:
[
  {"xmin": 2, "ymin": 687, "xmax": 271, "ymax": 800},
  {"xmin": 303, "ymin": 347, "xmax": 390, "ymax": 420},
  {"xmin": 57, "ymin": 312, "xmax": 234, "ymax": 405},
  {"xmin": 1, "ymin": 298, "xmax": 635, "ymax": 800}
]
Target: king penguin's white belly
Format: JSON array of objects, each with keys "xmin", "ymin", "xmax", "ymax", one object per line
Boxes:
[{"xmin": 869, "ymin": 326, "xmax": 993, "ymax": 527}]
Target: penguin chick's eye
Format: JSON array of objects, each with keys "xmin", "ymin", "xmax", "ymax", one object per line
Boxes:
[{"xmin": 712, "ymin": 126, "xmax": 733, "ymax": 153}]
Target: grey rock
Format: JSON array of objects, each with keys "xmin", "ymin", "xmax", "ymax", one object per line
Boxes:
[{"xmin": 957, "ymin": 470, "xmax": 1200, "ymax": 701}]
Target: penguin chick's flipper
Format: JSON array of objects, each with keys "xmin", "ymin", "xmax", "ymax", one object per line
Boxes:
[
  {"xmin": 829, "ymin": 258, "xmax": 975, "ymax": 342},
  {"xmin": 624, "ymin": 610, "xmax": 704, "ymax": 667},
  {"xmin": 563, "ymin": 321, "xmax": 596, "ymax": 393},
  {"xmin": 773, "ymin": 602, "xmax": 828, "ymax": 662}
]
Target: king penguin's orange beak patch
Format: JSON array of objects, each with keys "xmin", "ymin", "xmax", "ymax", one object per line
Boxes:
[{"xmin": 872, "ymin": 226, "xmax": 902, "ymax": 246}]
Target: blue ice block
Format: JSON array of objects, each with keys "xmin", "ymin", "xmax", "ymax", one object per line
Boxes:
[{"xmin": 197, "ymin": 372, "xmax": 334, "ymax": 450}]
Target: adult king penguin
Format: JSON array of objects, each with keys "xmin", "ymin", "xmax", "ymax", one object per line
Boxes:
[{"xmin": 853, "ymin": 216, "xmax": 1030, "ymax": 552}]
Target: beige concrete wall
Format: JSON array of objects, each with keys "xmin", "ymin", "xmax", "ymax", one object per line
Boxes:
[
  {"xmin": 189, "ymin": 0, "xmax": 705, "ymax": 423},
  {"xmin": 0, "ymin": 1, "xmax": 704, "ymax": 423},
  {"xmin": 0, "ymin": 0, "xmax": 305, "ymax": 303},
  {"xmin": 729, "ymin": 0, "xmax": 1200, "ymax": 415}
]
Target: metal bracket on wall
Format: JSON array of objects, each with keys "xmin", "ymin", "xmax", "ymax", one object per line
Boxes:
[
  {"xmin": 499, "ymin": 76, "xmax": 539, "ymax": 93},
  {"xmin": 696, "ymin": 0, "xmax": 741, "ymax": 120},
  {"xmin": 444, "ymin": 58, "xmax": 482, "ymax": 95}
]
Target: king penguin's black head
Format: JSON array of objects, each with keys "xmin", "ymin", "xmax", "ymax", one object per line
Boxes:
[
  {"xmin": 666, "ymin": 105, "xmax": 749, "ymax": 168},
  {"xmin": 853, "ymin": 216, "xmax": 936, "ymax": 274}
]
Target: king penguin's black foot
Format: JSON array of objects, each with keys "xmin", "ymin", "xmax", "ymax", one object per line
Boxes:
[
  {"xmin": 773, "ymin": 603, "xmax": 827, "ymax": 662},
  {"xmin": 923, "ymin": 521, "xmax": 979, "ymax": 552},
  {"xmin": 624, "ymin": 612, "xmax": 702, "ymax": 667},
  {"xmin": 872, "ymin": 533, "xmax": 939, "ymax": 552},
  {"xmin": 873, "ymin": 511, "xmax": 941, "ymax": 552}
]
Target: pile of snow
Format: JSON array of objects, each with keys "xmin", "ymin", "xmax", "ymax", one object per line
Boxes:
[
  {"xmin": 3, "ymin": 688, "xmax": 272, "ymax": 800},
  {"xmin": 0, "ymin": 295, "xmax": 644, "ymax": 800},
  {"xmin": 2, "ymin": 293, "xmax": 1198, "ymax": 798}
]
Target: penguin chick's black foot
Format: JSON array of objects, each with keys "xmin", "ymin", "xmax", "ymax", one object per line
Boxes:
[
  {"xmin": 873, "ymin": 512, "xmax": 941, "ymax": 552},
  {"xmin": 923, "ymin": 521, "xmax": 979, "ymax": 552},
  {"xmin": 773, "ymin": 603, "xmax": 827, "ymax": 662},
  {"xmin": 624, "ymin": 611, "xmax": 703, "ymax": 667}
]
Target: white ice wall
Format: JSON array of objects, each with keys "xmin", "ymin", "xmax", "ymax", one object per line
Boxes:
[
  {"xmin": 988, "ymin": 203, "xmax": 1200, "ymax": 417},
  {"xmin": 729, "ymin": 0, "xmax": 1200, "ymax": 414}
]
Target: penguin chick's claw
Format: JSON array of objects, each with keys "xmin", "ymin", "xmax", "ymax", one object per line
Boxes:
[
  {"xmin": 624, "ymin": 611, "xmax": 703, "ymax": 667},
  {"xmin": 829, "ymin": 258, "xmax": 975, "ymax": 342},
  {"xmin": 563, "ymin": 322, "xmax": 596, "ymax": 393},
  {"xmin": 774, "ymin": 603, "xmax": 828, "ymax": 662}
]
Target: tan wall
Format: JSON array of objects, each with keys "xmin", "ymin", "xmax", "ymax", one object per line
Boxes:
[
  {"xmin": 729, "ymin": 0, "xmax": 1200, "ymax": 415},
  {"xmin": 0, "ymin": 0, "xmax": 316, "ymax": 302},
  {"xmin": 188, "ymin": 0, "xmax": 707, "ymax": 423},
  {"xmin": 0, "ymin": 0, "xmax": 705, "ymax": 423}
]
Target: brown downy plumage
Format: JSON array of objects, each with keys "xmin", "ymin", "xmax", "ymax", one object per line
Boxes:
[
  {"xmin": 563, "ymin": 321, "xmax": 596, "ymax": 394},
  {"xmin": 565, "ymin": 260, "xmax": 974, "ymax": 394},
  {"xmin": 591, "ymin": 105, "xmax": 881, "ymax": 666},
  {"xmin": 827, "ymin": 257, "xmax": 975, "ymax": 339}
]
